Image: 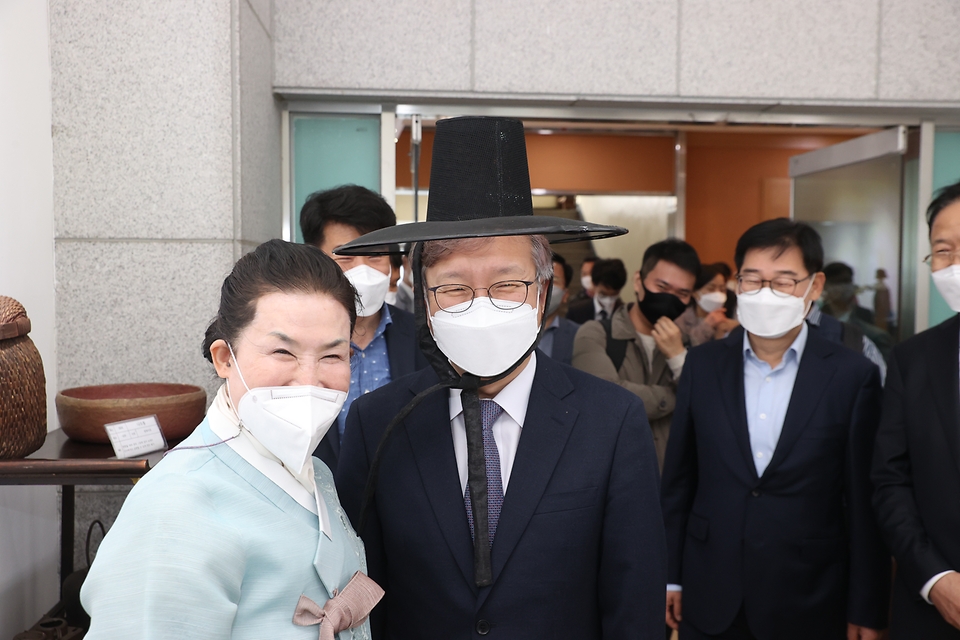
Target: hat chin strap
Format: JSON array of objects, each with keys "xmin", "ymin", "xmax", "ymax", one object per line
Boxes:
[{"xmin": 358, "ymin": 242, "xmax": 554, "ymax": 588}]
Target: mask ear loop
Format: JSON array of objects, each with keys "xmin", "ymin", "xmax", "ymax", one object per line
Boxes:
[
  {"xmin": 165, "ymin": 341, "xmax": 250, "ymax": 457},
  {"xmin": 800, "ymin": 275, "xmax": 817, "ymax": 317}
]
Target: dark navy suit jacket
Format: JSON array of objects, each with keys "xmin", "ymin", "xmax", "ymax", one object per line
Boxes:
[
  {"xmin": 661, "ymin": 325, "xmax": 888, "ymax": 640},
  {"xmin": 314, "ymin": 304, "xmax": 426, "ymax": 474},
  {"xmin": 873, "ymin": 314, "xmax": 960, "ymax": 639},
  {"xmin": 336, "ymin": 356, "xmax": 666, "ymax": 639}
]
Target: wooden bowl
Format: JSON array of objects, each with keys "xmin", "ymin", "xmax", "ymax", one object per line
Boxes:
[{"xmin": 55, "ymin": 383, "xmax": 206, "ymax": 444}]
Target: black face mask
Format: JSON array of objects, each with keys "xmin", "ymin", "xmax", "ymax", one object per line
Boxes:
[{"xmin": 637, "ymin": 285, "xmax": 687, "ymax": 324}]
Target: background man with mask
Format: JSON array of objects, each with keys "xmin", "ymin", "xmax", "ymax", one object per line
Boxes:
[
  {"xmin": 566, "ymin": 257, "xmax": 627, "ymax": 323},
  {"xmin": 569, "ymin": 254, "xmax": 598, "ymax": 304},
  {"xmin": 572, "ymin": 239, "xmax": 700, "ymax": 470},
  {"xmin": 300, "ymin": 185, "xmax": 426, "ymax": 473},
  {"xmin": 335, "ymin": 117, "xmax": 666, "ymax": 639},
  {"xmin": 538, "ymin": 252, "xmax": 581, "ymax": 365},
  {"xmin": 817, "ymin": 261, "xmax": 893, "ymax": 363},
  {"xmin": 662, "ymin": 218, "xmax": 888, "ymax": 640},
  {"xmin": 873, "ymin": 179, "xmax": 960, "ymax": 639}
]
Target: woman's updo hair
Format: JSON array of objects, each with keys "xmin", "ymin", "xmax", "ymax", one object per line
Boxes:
[{"xmin": 202, "ymin": 239, "xmax": 358, "ymax": 363}]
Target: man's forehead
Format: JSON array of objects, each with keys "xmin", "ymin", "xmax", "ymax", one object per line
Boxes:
[
  {"xmin": 741, "ymin": 245, "xmax": 805, "ymax": 271},
  {"xmin": 425, "ymin": 236, "xmax": 535, "ymax": 281},
  {"xmin": 647, "ymin": 260, "xmax": 696, "ymax": 287}
]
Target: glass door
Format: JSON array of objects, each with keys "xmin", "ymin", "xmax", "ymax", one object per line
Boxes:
[
  {"xmin": 289, "ymin": 114, "xmax": 382, "ymax": 243},
  {"xmin": 791, "ymin": 126, "xmax": 915, "ymax": 346}
]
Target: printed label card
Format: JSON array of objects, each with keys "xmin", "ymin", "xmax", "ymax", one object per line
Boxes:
[{"xmin": 104, "ymin": 415, "xmax": 168, "ymax": 459}]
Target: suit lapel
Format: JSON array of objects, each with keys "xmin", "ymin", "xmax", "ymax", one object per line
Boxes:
[
  {"xmin": 402, "ymin": 374, "xmax": 477, "ymax": 591},
  {"xmin": 489, "ymin": 358, "xmax": 577, "ymax": 583},
  {"xmin": 718, "ymin": 328, "xmax": 758, "ymax": 482},
  {"xmin": 927, "ymin": 316, "xmax": 960, "ymax": 477},
  {"xmin": 763, "ymin": 330, "xmax": 838, "ymax": 478}
]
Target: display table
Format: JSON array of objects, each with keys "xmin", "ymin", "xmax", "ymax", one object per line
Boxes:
[{"xmin": 0, "ymin": 429, "xmax": 165, "ymax": 589}]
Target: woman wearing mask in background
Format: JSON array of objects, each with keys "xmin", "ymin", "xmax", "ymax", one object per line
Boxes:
[
  {"xmin": 81, "ymin": 240, "xmax": 382, "ymax": 639},
  {"xmin": 675, "ymin": 263, "xmax": 741, "ymax": 346}
]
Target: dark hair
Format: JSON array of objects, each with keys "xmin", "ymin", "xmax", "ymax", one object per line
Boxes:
[
  {"xmin": 389, "ymin": 253, "xmax": 403, "ymax": 270},
  {"xmin": 927, "ymin": 178, "xmax": 960, "ymax": 233},
  {"xmin": 580, "ymin": 255, "xmax": 598, "ymax": 270},
  {"xmin": 640, "ymin": 239, "xmax": 701, "ymax": 280},
  {"xmin": 823, "ymin": 262, "xmax": 855, "ymax": 284},
  {"xmin": 591, "ymin": 258, "xmax": 628, "ymax": 291},
  {"xmin": 202, "ymin": 240, "xmax": 357, "ymax": 363},
  {"xmin": 299, "ymin": 185, "xmax": 396, "ymax": 247},
  {"xmin": 714, "ymin": 262, "xmax": 733, "ymax": 280},
  {"xmin": 552, "ymin": 252, "xmax": 573, "ymax": 289},
  {"xmin": 734, "ymin": 218, "xmax": 823, "ymax": 275},
  {"xmin": 695, "ymin": 263, "xmax": 726, "ymax": 291}
]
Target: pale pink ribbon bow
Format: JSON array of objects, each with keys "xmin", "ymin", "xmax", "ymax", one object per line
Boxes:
[{"xmin": 293, "ymin": 571, "xmax": 385, "ymax": 640}]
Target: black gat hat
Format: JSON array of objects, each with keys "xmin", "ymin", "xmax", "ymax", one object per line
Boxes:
[{"xmin": 335, "ymin": 117, "xmax": 626, "ymax": 255}]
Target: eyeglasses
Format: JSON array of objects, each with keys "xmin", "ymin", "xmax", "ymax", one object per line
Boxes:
[
  {"xmin": 737, "ymin": 274, "xmax": 813, "ymax": 298},
  {"xmin": 923, "ymin": 249, "xmax": 960, "ymax": 268},
  {"xmin": 427, "ymin": 280, "xmax": 536, "ymax": 312}
]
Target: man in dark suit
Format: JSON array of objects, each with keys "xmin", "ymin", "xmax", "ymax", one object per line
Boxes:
[
  {"xmin": 873, "ymin": 179, "xmax": 960, "ymax": 639},
  {"xmin": 662, "ymin": 218, "xmax": 888, "ymax": 640},
  {"xmin": 334, "ymin": 116, "xmax": 666, "ymax": 639},
  {"xmin": 538, "ymin": 252, "xmax": 580, "ymax": 365},
  {"xmin": 300, "ymin": 185, "xmax": 426, "ymax": 473},
  {"xmin": 566, "ymin": 258, "xmax": 626, "ymax": 323}
]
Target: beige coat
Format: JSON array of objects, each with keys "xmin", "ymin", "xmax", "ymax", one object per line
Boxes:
[{"xmin": 571, "ymin": 304, "xmax": 678, "ymax": 470}]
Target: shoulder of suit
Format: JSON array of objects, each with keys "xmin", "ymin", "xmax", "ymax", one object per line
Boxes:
[
  {"xmin": 353, "ymin": 366, "xmax": 437, "ymax": 409},
  {"xmin": 385, "ymin": 304, "xmax": 415, "ymax": 325},
  {"xmin": 549, "ymin": 358, "xmax": 645, "ymax": 409},
  {"xmin": 892, "ymin": 313, "xmax": 958, "ymax": 355}
]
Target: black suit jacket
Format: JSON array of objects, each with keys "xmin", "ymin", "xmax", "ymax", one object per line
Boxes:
[
  {"xmin": 661, "ymin": 325, "xmax": 888, "ymax": 639},
  {"xmin": 336, "ymin": 356, "xmax": 666, "ymax": 639},
  {"xmin": 873, "ymin": 314, "xmax": 960, "ymax": 639},
  {"xmin": 314, "ymin": 304, "xmax": 426, "ymax": 473}
]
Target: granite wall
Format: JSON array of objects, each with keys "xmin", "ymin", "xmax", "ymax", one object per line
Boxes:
[
  {"xmin": 48, "ymin": 0, "xmax": 281, "ymax": 568},
  {"xmin": 274, "ymin": 0, "xmax": 960, "ymax": 107}
]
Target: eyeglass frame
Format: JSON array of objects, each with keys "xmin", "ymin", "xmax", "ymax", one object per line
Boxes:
[
  {"xmin": 736, "ymin": 273, "xmax": 815, "ymax": 298},
  {"xmin": 426, "ymin": 279, "xmax": 539, "ymax": 313},
  {"xmin": 923, "ymin": 249, "xmax": 960, "ymax": 268}
]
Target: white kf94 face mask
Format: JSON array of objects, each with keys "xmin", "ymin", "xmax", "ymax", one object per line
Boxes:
[
  {"xmin": 430, "ymin": 296, "xmax": 541, "ymax": 378},
  {"xmin": 932, "ymin": 264, "xmax": 960, "ymax": 312},
  {"xmin": 228, "ymin": 345, "xmax": 346, "ymax": 474},
  {"xmin": 736, "ymin": 279, "xmax": 814, "ymax": 339},
  {"xmin": 696, "ymin": 291, "xmax": 727, "ymax": 313},
  {"xmin": 344, "ymin": 264, "xmax": 391, "ymax": 317}
]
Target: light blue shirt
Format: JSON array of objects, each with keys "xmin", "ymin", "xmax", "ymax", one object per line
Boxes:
[
  {"xmin": 338, "ymin": 305, "xmax": 393, "ymax": 437},
  {"xmin": 742, "ymin": 322, "xmax": 808, "ymax": 477}
]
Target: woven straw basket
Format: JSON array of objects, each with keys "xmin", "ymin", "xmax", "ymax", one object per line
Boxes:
[{"xmin": 0, "ymin": 296, "xmax": 46, "ymax": 459}]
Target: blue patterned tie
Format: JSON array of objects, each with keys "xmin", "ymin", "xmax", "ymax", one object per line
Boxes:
[{"xmin": 464, "ymin": 399, "xmax": 505, "ymax": 546}]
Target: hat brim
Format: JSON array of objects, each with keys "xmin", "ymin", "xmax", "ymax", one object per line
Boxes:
[{"xmin": 334, "ymin": 216, "xmax": 627, "ymax": 256}]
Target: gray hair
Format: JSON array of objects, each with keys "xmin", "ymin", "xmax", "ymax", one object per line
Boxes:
[{"xmin": 418, "ymin": 235, "xmax": 554, "ymax": 288}]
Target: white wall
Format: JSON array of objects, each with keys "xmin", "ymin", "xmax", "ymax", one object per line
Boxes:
[{"xmin": 0, "ymin": 0, "xmax": 61, "ymax": 631}]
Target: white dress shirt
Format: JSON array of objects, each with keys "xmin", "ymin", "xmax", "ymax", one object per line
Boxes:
[{"xmin": 449, "ymin": 353, "xmax": 537, "ymax": 495}]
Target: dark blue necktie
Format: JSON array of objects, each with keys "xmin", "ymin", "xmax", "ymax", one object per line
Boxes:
[{"xmin": 464, "ymin": 399, "xmax": 505, "ymax": 546}]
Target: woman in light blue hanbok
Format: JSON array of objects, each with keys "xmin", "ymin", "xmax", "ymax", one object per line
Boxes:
[{"xmin": 81, "ymin": 240, "xmax": 382, "ymax": 639}]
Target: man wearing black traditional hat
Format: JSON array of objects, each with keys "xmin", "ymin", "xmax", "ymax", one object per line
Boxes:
[{"xmin": 335, "ymin": 117, "xmax": 666, "ymax": 639}]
